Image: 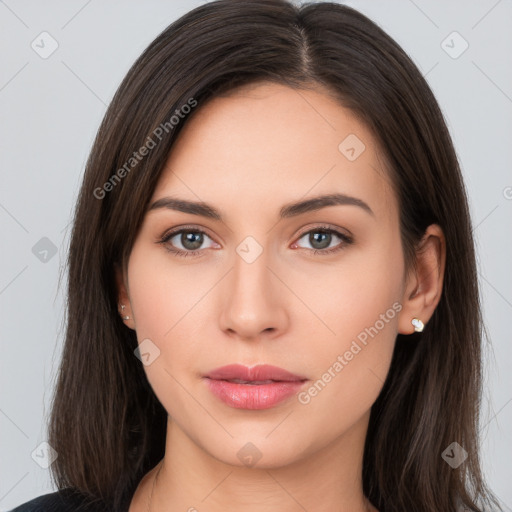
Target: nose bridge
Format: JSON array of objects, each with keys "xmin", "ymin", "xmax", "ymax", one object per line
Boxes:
[{"xmin": 232, "ymin": 240, "xmax": 270, "ymax": 299}]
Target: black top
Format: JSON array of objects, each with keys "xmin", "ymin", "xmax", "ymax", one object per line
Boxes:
[{"xmin": 9, "ymin": 488, "xmax": 130, "ymax": 512}]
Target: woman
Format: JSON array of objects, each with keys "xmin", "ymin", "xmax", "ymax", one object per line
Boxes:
[{"xmin": 11, "ymin": 0, "xmax": 502, "ymax": 511}]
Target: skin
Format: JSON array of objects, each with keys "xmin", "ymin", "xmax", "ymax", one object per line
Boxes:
[{"xmin": 117, "ymin": 81, "xmax": 446, "ymax": 512}]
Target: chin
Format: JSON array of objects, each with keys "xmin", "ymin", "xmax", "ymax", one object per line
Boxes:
[{"xmin": 202, "ymin": 432, "xmax": 314, "ymax": 470}]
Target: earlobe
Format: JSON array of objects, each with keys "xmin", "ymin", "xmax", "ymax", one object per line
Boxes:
[
  {"xmin": 398, "ymin": 224, "xmax": 446, "ymax": 335},
  {"xmin": 411, "ymin": 318, "xmax": 424, "ymax": 332},
  {"xmin": 114, "ymin": 263, "xmax": 136, "ymax": 329},
  {"xmin": 119, "ymin": 303, "xmax": 130, "ymax": 320}
]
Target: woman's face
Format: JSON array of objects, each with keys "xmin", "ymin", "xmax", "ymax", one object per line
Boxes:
[{"xmin": 120, "ymin": 81, "xmax": 409, "ymax": 468}]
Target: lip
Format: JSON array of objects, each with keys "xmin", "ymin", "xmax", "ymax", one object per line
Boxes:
[
  {"xmin": 205, "ymin": 364, "xmax": 307, "ymax": 382},
  {"xmin": 203, "ymin": 364, "xmax": 309, "ymax": 410}
]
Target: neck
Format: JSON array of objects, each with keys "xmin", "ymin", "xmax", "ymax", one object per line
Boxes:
[{"xmin": 140, "ymin": 412, "xmax": 376, "ymax": 512}]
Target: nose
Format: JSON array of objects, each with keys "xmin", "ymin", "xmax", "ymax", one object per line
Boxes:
[{"xmin": 219, "ymin": 243, "xmax": 289, "ymax": 341}]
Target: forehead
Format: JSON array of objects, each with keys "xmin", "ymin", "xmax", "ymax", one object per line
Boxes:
[{"xmin": 152, "ymin": 82, "xmax": 396, "ymax": 222}]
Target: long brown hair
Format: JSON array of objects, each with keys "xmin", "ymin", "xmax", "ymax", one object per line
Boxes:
[{"xmin": 48, "ymin": 1, "xmax": 501, "ymax": 510}]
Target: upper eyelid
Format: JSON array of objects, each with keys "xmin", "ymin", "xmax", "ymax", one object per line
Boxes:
[
  {"xmin": 295, "ymin": 224, "xmax": 351, "ymax": 238},
  {"xmin": 162, "ymin": 225, "xmax": 216, "ymax": 242}
]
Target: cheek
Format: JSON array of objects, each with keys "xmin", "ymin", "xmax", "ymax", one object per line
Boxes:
[
  {"xmin": 127, "ymin": 241, "xmax": 206, "ymax": 341},
  {"xmin": 295, "ymin": 325, "xmax": 395, "ymax": 453},
  {"xmin": 296, "ymin": 295, "xmax": 400, "ymax": 443},
  {"xmin": 294, "ymin": 236, "xmax": 403, "ymax": 423},
  {"xmin": 294, "ymin": 230, "xmax": 403, "ymax": 351},
  {"xmin": 126, "ymin": 243, "xmax": 206, "ymax": 379},
  {"xmin": 126, "ymin": 243, "xmax": 211, "ymax": 417}
]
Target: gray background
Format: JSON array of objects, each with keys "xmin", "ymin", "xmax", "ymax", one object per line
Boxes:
[{"xmin": 1, "ymin": 0, "xmax": 511, "ymax": 509}]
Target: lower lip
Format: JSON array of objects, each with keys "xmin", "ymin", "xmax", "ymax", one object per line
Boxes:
[{"xmin": 204, "ymin": 378, "xmax": 307, "ymax": 410}]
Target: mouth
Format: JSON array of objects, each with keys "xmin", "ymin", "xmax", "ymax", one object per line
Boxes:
[
  {"xmin": 203, "ymin": 364, "xmax": 308, "ymax": 410},
  {"xmin": 218, "ymin": 379, "xmax": 285, "ymax": 385}
]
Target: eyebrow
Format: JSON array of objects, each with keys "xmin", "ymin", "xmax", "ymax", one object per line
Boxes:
[{"xmin": 148, "ymin": 193, "xmax": 374, "ymax": 220}]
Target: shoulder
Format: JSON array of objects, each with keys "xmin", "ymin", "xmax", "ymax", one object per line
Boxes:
[{"xmin": 9, "ymin": 489, "xmax": 113, "ymax": 512}]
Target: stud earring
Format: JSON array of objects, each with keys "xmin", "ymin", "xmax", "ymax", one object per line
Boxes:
[
  {"xmin": 411, "ymin": 318, "xmax": 424, "ymax": 332},
  {"xmin": 119, "ymin": 304, "xmax": 130, "ymax": 321}
]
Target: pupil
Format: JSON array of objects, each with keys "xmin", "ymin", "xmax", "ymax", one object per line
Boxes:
[
  {"xmin": 182, "ymin": 231, "xmax": 203, "ymax": 250},
  {"xmin": 311, "ymin": 231, "xmax": 330, "ymax": 249}
]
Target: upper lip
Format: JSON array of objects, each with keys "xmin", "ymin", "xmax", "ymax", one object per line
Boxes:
[{"xmin": 204, "ymin": 364, "xmax": 307, "ymax": 382}]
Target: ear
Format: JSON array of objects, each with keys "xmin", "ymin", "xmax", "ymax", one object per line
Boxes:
[
  {"xmin": 398, "ymin": 224, "xmax": 446, "ymax": 335},
  {"xmin": 115, "ymin": 262, "xmax": 136, "ymax": 330}
]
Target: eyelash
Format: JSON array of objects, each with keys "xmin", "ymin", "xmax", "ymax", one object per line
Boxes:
[{"xmin": 157, "ymin": 224, "xmax": 353, "ymax": 259}]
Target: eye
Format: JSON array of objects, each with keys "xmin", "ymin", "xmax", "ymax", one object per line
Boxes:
[
  {"xmin": 292, "ymin": 226, "xmax": 353, "ymax": 256},
  {"xmin": 158, "ymin": 226, "xmax": 219, "ymax": 258},
  {"xmin": 158, "ymin": 224, "xmax": 353, "ymax": 258}
]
